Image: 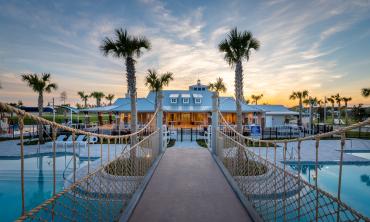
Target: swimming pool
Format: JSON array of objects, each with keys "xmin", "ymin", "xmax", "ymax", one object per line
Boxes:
[
  {"xmin": 289, "ymin": 163, "xmax": 370, "ymax": 217},
  {"xmin": 0, "ymin": 153, "xmax": 88, "ymax": 222}
]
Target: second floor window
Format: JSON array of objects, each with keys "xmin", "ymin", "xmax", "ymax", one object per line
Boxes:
[
  {"xmin": 183, "ymin": 98, "xmax": 189, "ymax": 104},
  {"xmin": 195, "ymin": 98, "xmax": 201, "ymax": 104},
  {"xmin": 171, "ymin": 98, "xmax": 177, "ymax": 103}
]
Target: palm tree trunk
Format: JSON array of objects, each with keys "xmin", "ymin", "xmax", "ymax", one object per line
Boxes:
[
  {"xmin": 155, "ymin": 91, "xmax": 158, "ymax": 110},
  {"xmin": 84, "ymin": 99, "xmax": 87, "ymax": 108},
  {"xmin": 344, "ymin": 103, "xmax": 348, "ymax": 125},
  {"xmin": 126, "ymin": 57, "xmax": 138, "ymax": 148},
  {"xmin": 298, "ymin": 99, "xmax": 302, "ymax": 126},
  {"xmin": 38, "ymin": 93, "xmax": 44, "ymax": 143},
  {"xmin": 332, "ymin": 104, "xmax": 335, "ymax": 125},
  {"xmin": 235, "ymin": 60, "xmax": 243, "ymax": 134}
]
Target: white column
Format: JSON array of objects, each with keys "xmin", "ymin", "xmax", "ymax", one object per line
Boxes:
[{"xmin": 211, "ymin": 92, "xmax": 219, "ymax": 154}]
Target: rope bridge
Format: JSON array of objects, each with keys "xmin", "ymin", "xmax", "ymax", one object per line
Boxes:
[
  {"xmin": 0, "ymin": 102, "xmax": 162, "ymax": 222},
  {"xmin": 215, "ymin": 110, "xmax": 370, "ymax": 222}
]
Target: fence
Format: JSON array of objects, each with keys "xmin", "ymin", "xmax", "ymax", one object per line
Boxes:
[
  {"xmin": 0, "ymin": 102, "xmax": 161, "ymax": 221},
  {"xmin": 215, "ymin": 110, "xmax": 370, "ymax": 221}
]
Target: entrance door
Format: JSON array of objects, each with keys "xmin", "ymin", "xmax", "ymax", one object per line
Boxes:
[{"xmin": 181, "ymin": 113, "xmax": 191, "ymax": 125}]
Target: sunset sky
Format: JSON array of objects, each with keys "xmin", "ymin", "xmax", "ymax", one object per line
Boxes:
[{"xmin": 0, "ymin": 0, "xmax": 370, "ymax": 107}]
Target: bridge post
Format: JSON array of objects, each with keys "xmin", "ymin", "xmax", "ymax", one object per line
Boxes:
[
  {"xmin": 157, "ymin": 92, "xmax": 164, "ymax": 152},
  {"xmin": 211, "ymin": 92, "xmax": 218, "ymax": 154}
]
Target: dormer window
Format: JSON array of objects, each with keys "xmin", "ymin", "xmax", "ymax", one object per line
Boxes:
[
  {"xmin": 171, "ymin": 98, "xmax": 177, "ymax": 104},
  {"xmin": 193, "ymin": 94, "xmax": 203, "ymax": 104},
  {"xmin": 183, "ymin": 98, "xmax": 189, "ymax": 104}
]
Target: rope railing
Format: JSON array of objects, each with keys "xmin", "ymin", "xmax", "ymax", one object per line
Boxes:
[
  {"xmin": 215, "ymin": 111, "xmax": 370, "ymax": 221},
  {"xmin": 0, "ymin": 102, "xmax": 162, "ymax": 221}
]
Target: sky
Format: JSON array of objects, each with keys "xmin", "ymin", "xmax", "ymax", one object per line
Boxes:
[{"xmin": 0, "ymin": 0, "xmax": 370, "ymax": 107}]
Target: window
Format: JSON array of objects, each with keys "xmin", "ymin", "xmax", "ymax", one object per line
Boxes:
[
  {"xmin": 195, "ymin": 98, "xmax": 201, "ymax": 104},
  {"xmin": 171, "ymin": 98, "xmax": 177, "ymax": 104},
  {"xmin": 183, "ymin": 98, "xmax": 189, "ymax": 104}
]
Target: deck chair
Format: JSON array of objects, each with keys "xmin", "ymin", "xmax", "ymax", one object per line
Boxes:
[
  {"xmin": 49, "ymin": 135, "xmax": 66, "ymax": 147},
  {"xmin": 65, "ymin": 135, "xmax": 85, "ymax": 147}
]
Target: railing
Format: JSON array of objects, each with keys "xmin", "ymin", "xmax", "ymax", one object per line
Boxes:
[
  {"xmin": 216, "ymin": 110, "xmax": 370, "ymax": 221},
  {"xmin": 0, "ymin": 102, "xmax": 161, "ymax": 221}
]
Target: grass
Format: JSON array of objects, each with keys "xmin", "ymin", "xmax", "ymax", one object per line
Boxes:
[
  {"xmin": 223, "ymin": 157, "xmax": 267, "ymax": 176},
  {"xmin": 104, "ymin": 158, "xmax": 150, "ymax": 176},
  {"xmin": 196, "ymin": 139, "xmax": 207, "ymax": 148},
  {"xmin": 167, "ymin": 139, "xmax": 176, "ymax": 148}
]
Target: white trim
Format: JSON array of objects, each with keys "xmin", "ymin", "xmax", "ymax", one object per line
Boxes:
[
  {"xmin": 195, "ymin": 98, "xmax": 202, "ymax": 104},
  {"xmin": 183, "ymin": 98, "xmax": 190, "ymax": 104},
  {"xmin": 181, "ymin": 94, "xmax": 191, "ymax": 98},
  {"xmin": 169, "ymin": 94, "xmax": 179, "ymax": 98},
  {"xmin": 170, "ymin": 98, "xmax": 178, "ymax": 104}
]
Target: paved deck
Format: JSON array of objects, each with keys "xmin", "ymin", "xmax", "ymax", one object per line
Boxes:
[{"xmin": 128, "ymin": 148, "xmax": 251, "ymax": 222}]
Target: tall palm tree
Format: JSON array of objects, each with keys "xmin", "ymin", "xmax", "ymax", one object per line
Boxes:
[
  {"xmin": 362, "ymin": 88, "xmax": 370, "ymax": 97},
  {"xmin": 21, "ymin": 73, "xmax": 57, "ymax": 143},
  {"xmin": 303, "ymin": 96, "xmax": 317, "ymax": 131},
  {"xmin": 90, "ymin": 91, "xmax": 105, "ymax": 107},
  {"xmin": 327, "ymin": 97, "xmax": 335, "ymax": 125},
  {"xmin": 101, "ymin": 28, "xmax": 151, "ymax": 145},
  {"xmin": 289, "ymin": 90, "xmax": 309, "ymax": 126},
  {"xmin": 251, "ymin": 94, "xmax": 263, "ymax": 105},
  {"xmin": 342, "ymin": 97, "xmax": 352, "ymax": 125},
  {"xmin": 106, "ymin": 94, "xmax": 115, "ymax": 105},
  {"xmin": 334, "ymin": 94, "xmax": 342, "ymax": 125},
  {"xmin": 77, "ymin": 91, "xmax": 89, "ymax": 108},
  {"xmin": 145, "ymin": 69, "xmax": 174, "ymax": 109},
  {"xmin": 219, "ymin": 27, "xmax": 260, "ymax": 133},
  {"xmin": 208, "ymin": 77, "xmax": 227, "ymax": 107}
]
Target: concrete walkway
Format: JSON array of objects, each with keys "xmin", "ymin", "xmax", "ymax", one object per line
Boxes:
[{"xmin": 129, "ymin": 148, "xmax": 251, "ymax": 222}]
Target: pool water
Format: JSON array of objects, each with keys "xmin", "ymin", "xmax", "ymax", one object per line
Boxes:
[
  {"xmin": 290, "ymin": 164, "xmax": 370, "ymax": 217},
  {"xmin": 0, "ymin": 154, "xmax": 88, "ymax": 222}
]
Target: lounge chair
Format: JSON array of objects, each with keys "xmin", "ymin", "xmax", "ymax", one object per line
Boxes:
[
  {"xmin": 49, "ymin": 135, "xmax": 66, "ymax": 147},
  {"xmin": 65, "ymin": 135, "xmax": 85, "ymax": 147}
]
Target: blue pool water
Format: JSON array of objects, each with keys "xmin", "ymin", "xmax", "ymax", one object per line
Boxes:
[
  {"xmin": 290, "ymin": 164, "xmax": 370, "ymax": 217},
  {"xmin": 0, "ymin": 154, "xmax": 88, "ymax": 222}
]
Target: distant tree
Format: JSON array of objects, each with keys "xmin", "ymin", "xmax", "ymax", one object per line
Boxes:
[
  {"xmin": 362, "ymin": 88, "xmax": 370, "ymax": 98},
  {"xmin": 60, "ymin": 91, "xmax": 67, "ymax": 105},
  {"xmin": 21, "ymin": 73, "xmax": 57, "ymax": 143},
  {"xmin": 17, "ymin": 100, "xmax": 23, "ymax": 107},
  {"xmin": 105, "ymin": 94, "xmax": 115, "ymax": 106},
  {"xmin": 101, "ymin": 28, "xmax": 151, "ymax": 146},
  {"xmin": 342, "ymin": 97, "xmax": 352, "ymax": 125},
  {"xmin": 77, "ymin": 91, "xmax": 89, "ymax": 108},
  {"xmin": 90, "ymin": 91, "xmax": 105, "ymax": 107},
  {"xmin": 208, "ymin": 77, "xmax": 227, "ymax": 107},
  {"xmin": 251, "ymin": 94, "xmax": 263, "ymax": 105},
  {"xmin": 327, "ymin": 97, "xmax": 335, "ymax": 125},
  {"xmin": 303, "ymin": 96, "xmax": 318, "ymax": 130},
  {"xmin": 145, "ymin": 69, "xmax": 174, "ymax": 109},
  {"xmin": 289, "ymin": 90, "xmax": 309, "ymax": 126},
  {"xmin": 333, "ymin": 94, "xmax": 342, "ymax": 125},
  {"xmin": 219, "ymin": 27, "xmax": 260, "ymax": 133},
  {"xmin": 352, "ymin": 104, "xmax": 366, "ymax": 122}
]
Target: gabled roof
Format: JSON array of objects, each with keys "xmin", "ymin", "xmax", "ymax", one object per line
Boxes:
[{"xmin": 219, "ymin": 97, "xmax": 262, "ymax": 113}]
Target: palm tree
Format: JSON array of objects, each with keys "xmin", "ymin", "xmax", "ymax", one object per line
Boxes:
[
  {"xmin": 327, "ymin": 97, "xmax": 335, "ymax": 125},
  {"xmin": 303, "ymin": 96, "xmax": 317, "ymax": 132},
  {"xmin": 289, "ymin": 90, "xmax": 309, "ymax": 126},
  {"xmin": 21, "ymin": 73, "xmax": 57, "ymax": 143},
  {"xmin": 219, "ymin": 27, "xmax": 260, "ymax": 133},
  {"xmin": 333, "ymin": 94, "xmax": 342, "ymax": 125},
  {"xmin": 106, "ymin": 94, "xmax": 115, "ymax": 105},
  {"xmin": 101, "ymin": 28, "xmax": 151, "ymax": 145},
  {"xmin": 105, "ymin": 94, "xmax": 115, "ymax": 124},
  {"xmin": 362, "ymin": 88, "xmax": 370, "ymax": 97},
  {"xmin": 77, "ymin": 91, "xmax": 89, "ymax": 108},
  {"xmin": 342, "ymin": 97, "xmax": 352, "ymax": 125},
  {"xmin": 90, "ymin": 91, "xmax": 105, "ymax": 107},
  {"xmin": 145, "ymin": 69, "xmax": 174, "ymax": 109},
  {"xmin": 208, "ymin": 77, "xmax": 227, "ymax": 107},
  {"xmin": 251, "ymin": 94, "xmax": 263, "ymax": 105}
]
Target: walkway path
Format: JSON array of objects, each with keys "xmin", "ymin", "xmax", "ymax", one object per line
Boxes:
[
  {"xmin": 171, "ymin": 140, "xmax": 202, "ymax": 149},
  {"xmin": 128, "ymin": 148, "xmax": 251, "ymax": 222}
]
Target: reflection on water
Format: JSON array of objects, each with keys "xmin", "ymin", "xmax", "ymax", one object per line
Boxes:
[
  {"xmin": 0, "ymin": 153, "xmax": 88, "ymax": 222},
  {"xmin": 289, "ymin": 163, "xmax": 370, "ymax": 217}
]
